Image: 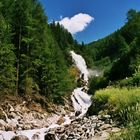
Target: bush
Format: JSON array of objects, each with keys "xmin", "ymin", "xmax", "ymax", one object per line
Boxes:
[
  {"xmin": 111, "ymin": 117, "xmax": 140, "ymax": 140},
  {"xmin": 113, "ymin": 71, "xmax": 140, "ymax": 88},
  {"xmin": 92, "ymin": 87, "xmax": 140, "ymax": 123},
  {"xmin": 115, "ymin": 77, "xmax": 133, "ymax": 87},
  {"xmin": 88, "ymin": 87, "xmax": 140, "ymax": 139},
  {"xmin": 88, "ymin": 76, "xmax": 108, "ymax": 94},
  {"xmin": 133, "ymin": 71, "xmax": 140, "ymax": 86}
]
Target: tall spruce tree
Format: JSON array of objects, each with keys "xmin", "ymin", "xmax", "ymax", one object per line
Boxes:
[
  {"xmin": 0, "ymin": 0, "xmax": 77, "ymax": 102},
  {"xmin": 0, "ymin": 7, "xmax": 16, "ymax": 93}
]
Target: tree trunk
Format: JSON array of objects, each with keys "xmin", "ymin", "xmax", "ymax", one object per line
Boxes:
[{"xmin": 16, "ymin": 26, "xmax": 21, "ymax": 95}]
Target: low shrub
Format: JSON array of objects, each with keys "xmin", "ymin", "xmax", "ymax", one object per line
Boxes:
[
  {"xmin": 113, "ymin": 71, "xmax": 140, "ymax": 88},
  {"xmin": 88, "ymin": 76, "xmax": 108, "ymax": 94},
  {"xmin": 92, "ymin": 87, "xmax": 140, "ymax": 123}
]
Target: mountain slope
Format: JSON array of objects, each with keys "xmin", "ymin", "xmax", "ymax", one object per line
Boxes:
[{"xmin": 83, "ymin": 9, "xmax": 140, "ymax": 81}]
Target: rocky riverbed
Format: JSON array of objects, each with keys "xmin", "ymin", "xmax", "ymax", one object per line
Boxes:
[
  {"xmin": 0, "ymin": 109, "xmax": 121, "ymax": 140},
  {"xmin": 47, "ymin": 115, "xmax": 120, "ymax": 140},
  {"xmin": 0, "ymin": 94, "xmax": 74, "ymax": 132},
  {"xmin": 0, "ymin": 89, "xmax": 121, "ymax": 140},
  {"xmin": 0, "ymin": 51, "xmax": 121, "ymax": 140}
]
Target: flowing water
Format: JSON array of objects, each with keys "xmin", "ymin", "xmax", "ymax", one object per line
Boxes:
[
  {"xmin": 0, "ymin": 51, "xmax": 92, "ymax": 140},
  {"xmin": 70, "ymin": 51, "xmax": 92, "ymax": 117}
]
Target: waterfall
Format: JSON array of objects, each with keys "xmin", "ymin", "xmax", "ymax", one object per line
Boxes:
[
  {"xmin": 0, "ymin": 51, "xmax": 92, "ymax": 140},
  {"xmin": 70, "ymin": 51, "xmax": 89, "ymax": 82},
  {"xmin": 70, "ymin": 51, "xmax": 92, "ymax": 117}
]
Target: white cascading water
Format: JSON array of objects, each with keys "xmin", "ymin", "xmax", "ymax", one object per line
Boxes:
[
  {"xmin": 0, "ymin": 51, "xmax": 92, "ymax": 140},
  {"xmin": 0, "ymin": 116, "xmax": 70, "ymax": 140},
  {"xmin": 70, "ymin": 51, "xmax": 92, "ymax": 117},
  {"xmin": 70, "ymin": 51, "xmax": 89, "ymax": 82}
]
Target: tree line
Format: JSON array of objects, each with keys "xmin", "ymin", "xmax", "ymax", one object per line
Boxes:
[
  {"xmin": 81, "ymin": 9, "xmax": 140, "ymax": 82},
  {"xmin": 0, "ymin": 0, "xmax": 80, "ymax": 103}
]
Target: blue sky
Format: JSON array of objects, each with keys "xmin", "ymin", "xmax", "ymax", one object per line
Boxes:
[{"xmin": 39, "ymin": 0, "xmax": 140, "ymax": 43}]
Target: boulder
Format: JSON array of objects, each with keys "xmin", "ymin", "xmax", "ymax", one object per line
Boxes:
[
  {"xmin": 55, "ymin": 127, "xmax": 65, "ymax": 134},
  {"xmin": 99, "ymin": 115, "xmax": 111, "ymax": 121},
  {"xmin": 0, "ymin": 119, "xmax": 6, "ymax": 127},
  {"xmin": 31, "ymin": 134, "xmax": 40, "ymax": 140},
  {"xmin": 75, "ymin": 111, "xmax": 81, "ymax": 116},
  {"xmin": 0, "ymin": 119, "xmax": 7, "ymax": 130},
  {"xmin": 5, "ymin": 124, "xmax": 13, "ymax": 131},
  {"xmin": 100, "ymin": 124, "xmax": 111, "ymax": 130},
  {"xmin": 57, "ymin": 117, "xmax": 65, "ymax": 125},
  {"xmin": 100, "ymin": 131, "xmax": 110, "ymax": 139},
  {"xmin": 93, "ymin": 131, "xmax": 109, "ymax": 140},
  {"xmin": 45, "ymin": 133, "xmax": 56, "ymax": 140},
  {"xmin": 111, "ymin": 127, "xmax": 121, "ymax": 133},
  {"xmin": 11, "ymin": 135, "xmax": 29, "ymax": 140}
]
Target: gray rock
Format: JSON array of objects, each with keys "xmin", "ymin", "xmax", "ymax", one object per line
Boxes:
[
  {"xmin": 31, "ymin": 134, "xmax": 40, "ymax": 140},
  {"xmin": 75, "ymin": 111, "xmax": 81, "ymax": 116},
  {"xmin": 11, "ymin": 135, "xmax": 29, "ymax": 140},
  {"xmin": 100, "ymin": 124, "xmax": 111, "ymax": 130},
  {"xmin": 0, "ymin": 119, "xmax": 6, "ymax": 130},
  {"xmin": 0, "ymin": 119, "xmax": 6, "ymax": 127},
  {"xmin": 92, "ymin": 131, "xmax": 109, "ymax": 140},
  {"xmin": 99, "ymin": 115, "xmax": 111, "ymax": 121},
  {"xmin": 100, "ymin": 131, "xmax": 110, "ymax": 139},
  {"xmin": 45, "ymin": 133, "xmax": 56, "ymax": 140},
  {"xmin": 55, "ymin": 127, "xmax": 65, "ymax": 134},
  {"xmin": 77, "ymin": 127, "xmax": 83, "ymax": 133},
  {"xmin": 10, "ymin": 112, "xmax": 17, "ymax": 118},
  {"xmin": 61, "ymin": 134, "xmax": 68, "ymax": 139},
  {"xmin": 111, "ymin": 127, "xmax": 121, "ymax": 133},
  {"xmin": 5, "ymin": 125, "xmax": 13, "ymax": 131},
  {"xmin": 104, "ymin": 115, "xmax": 111, "ymax": 119}
]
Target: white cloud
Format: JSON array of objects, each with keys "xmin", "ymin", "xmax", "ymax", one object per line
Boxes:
[{"xmin": 57, "ymin": 13, "xmax": 94, "ymax": 34}]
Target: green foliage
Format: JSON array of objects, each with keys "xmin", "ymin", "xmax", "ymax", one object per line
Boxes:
[
  {"xmin": 133, "ymin": 71, "xmax": 140, "ymax": 86},
  {"xmin": 89, "ymin": 87, "xmax": 140, "ymax": 139},
  {"xmin": 92, "ymin": 88, "xmax": 140, "ymax": 123},
  {"xmin": 94, "ymin": 57, "xmax": 111, "ymax": 69},
  {"xmin": 116, "ymin": 118, "xmax": 140, "ymax": 140},
  {"xmin": 47, "ymin": 7, "xmax": 140, "ymax": 138},
  {"xmin": 0, "ymin": 0, "xmax": 78, "ymax": 103},
  {"xmin": 110, "ymin": 120, "xmax": 140, "ymax": 140},
  {"xmin": 115, "ymin": 77, "xmax": 133, "ymax": 88},
  {"xmin": 127, "ymin": 9, "xmax": 137, "ymax": 21},
  {"xmin": 106, "ymin": 54, "xmax": 132, "ymax": 81},
  {"xmin": 0, "ymin": 10, "xmax": 16, "ymax": 93},
  {"xmin": 81, "ymin": 10, "xmax": 140, "ymax": 83},
  {"xmin": 88, "ymin": 76, "xmax": 108, "ymax": 94},
  {"xmin": 112, "ymin": 71, "xmax": 140, "ymax": 88}
]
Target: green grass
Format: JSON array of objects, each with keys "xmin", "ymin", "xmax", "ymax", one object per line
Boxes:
[
  {"xmin": 92, "ymin": 87, "xmax": 140, "ymax": 140},
  {"xmin": 93, "ymin": 88, "xmax": 140, "ymax": 114}
]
